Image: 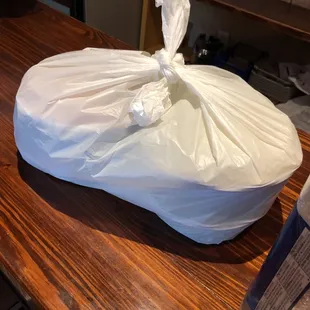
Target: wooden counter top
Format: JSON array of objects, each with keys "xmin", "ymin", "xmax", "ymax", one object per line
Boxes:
[{"xmin": 1, "ymin": 3, "xmax": 310, "ymax": 309}]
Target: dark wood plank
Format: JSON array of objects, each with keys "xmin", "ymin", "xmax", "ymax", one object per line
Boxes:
[
  {"xmin": 200, "ymin": 0, "xmax": 310, "ymax": 43},
  {"xmin": 0, "ymin": 2, "xmax": 310, "ymax": 309}
]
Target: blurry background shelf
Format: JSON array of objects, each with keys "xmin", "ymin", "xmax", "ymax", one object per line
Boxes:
[
  {"xmin": 199, "ymin": 0, "xmax": 310, "ymax": 42},
  {"xmin": 40, "ymin": 0, "xmax": 310, "ymax": 60},
  {"xmin": 139, "ymin": 0, "xmax": 164, "ymax": 52}
]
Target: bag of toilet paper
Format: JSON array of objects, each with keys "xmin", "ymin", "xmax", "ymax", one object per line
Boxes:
[{"xmin": 14, "ymin": 0, "xmax": 302, "ymax": 244}]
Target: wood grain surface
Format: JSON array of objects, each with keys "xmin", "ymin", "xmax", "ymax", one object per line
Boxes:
[{"xmin": 0, "ymin": 3, "xmax": 309, "ymax": 310}]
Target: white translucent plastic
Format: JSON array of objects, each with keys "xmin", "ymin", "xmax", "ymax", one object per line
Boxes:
[{"xmin": 14, "ymin": 0, "xmax": 302, "ymax": 244}]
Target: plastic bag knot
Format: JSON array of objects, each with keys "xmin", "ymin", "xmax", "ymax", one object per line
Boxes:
[{"xmin": 153, "ymin": 49, "xmax": 184, "ymax": 84}]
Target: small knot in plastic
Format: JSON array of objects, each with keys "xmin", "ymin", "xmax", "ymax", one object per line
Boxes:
[{"xmin": 153, "ymin": 49, "xmax": 182, "ymax": 84}]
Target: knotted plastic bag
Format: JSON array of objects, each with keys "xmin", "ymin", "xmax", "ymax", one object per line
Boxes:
[{"xmin": 14, "ymin": 0, "xmax": 302, "ymax": 244}]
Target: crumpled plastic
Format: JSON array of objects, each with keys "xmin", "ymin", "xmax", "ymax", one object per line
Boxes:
[{"xmin": 14, "ymin": 0, "xmax": 303, "ymax": 244}]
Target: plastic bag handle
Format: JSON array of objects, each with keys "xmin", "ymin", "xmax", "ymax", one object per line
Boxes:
[
  {"xmin": 156, "ymin": 0, "xmax": 191, "ymax": 61},
  {"xmin": 129, "ymin": 0, "xmax": 190, "ymax": 127}
]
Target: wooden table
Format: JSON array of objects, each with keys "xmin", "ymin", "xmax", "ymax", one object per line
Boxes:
[{"xmin": 0, "ymin": 3, "xmax": 310, "ymax": 310}]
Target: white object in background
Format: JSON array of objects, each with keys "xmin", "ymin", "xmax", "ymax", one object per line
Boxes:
[
  {"xmin": 290, "ymin": 71, "xmax": 310, "ymax": 95},
  {"xmin": 277, "ymin": 95, "xmax": 310, "ymax": 133},
  {"xmin": 14, "ymin": 0, "xmax": 302, "ymax": 244},
  {"xmin": 279, "ymin": 63, "xmax": 310, "ymax": 95}
]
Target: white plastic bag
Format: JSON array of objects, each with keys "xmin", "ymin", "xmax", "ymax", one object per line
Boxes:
[{"xmin": 14, "ymin": 0, "xmax": 303, "ymax": 244}]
